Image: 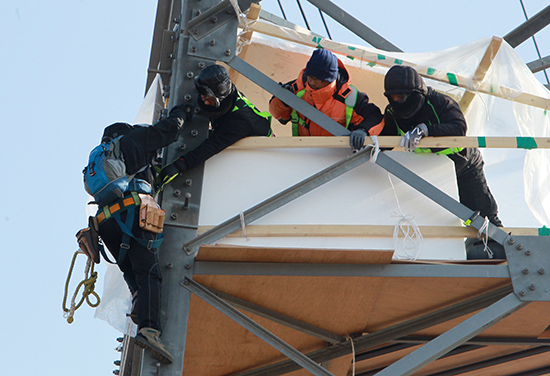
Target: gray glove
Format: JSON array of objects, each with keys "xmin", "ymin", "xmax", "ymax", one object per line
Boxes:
[
  {"xmin": 400, "ymin": 123, "xmax": 428, "ymax": 152},
  {"xmin": 350, "ymin": 129, "xmax": 368, "ymax": 151}
]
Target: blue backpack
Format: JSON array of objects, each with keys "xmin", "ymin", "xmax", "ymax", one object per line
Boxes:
[{"xmin": 83, "ymin": 136, "xmax": 129, "ymax": 206}]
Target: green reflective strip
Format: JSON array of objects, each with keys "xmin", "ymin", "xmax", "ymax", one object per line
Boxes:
[
  {"xmin": 517, "ymin": 137, "xmax": 537, "ymax": 149},
  {"xmin": 291, "ymin": 89, "xmax": 307, "ymax": 131},
  {"xmin": 464, "ymin": 219, "xmax": 472, "ymax": 226},
  {"xmin": 427, "ymin": 68, "xmax": 436, "ymax": 75},
  {"xmin": 378, "ymin": 54, "xmax": 386, "ymax": 60},
  {"xmin": 394, "ymin": 59, "xmax": 403, "ymax": 65},
  {"xmin": 539, "ymin": 226, "xmax": 550, "ymax": 236},
  {"xmin": 447, "ymin": 73, "xmax": 459, "ymax": 86},
  {"xmin": 478, "ymin": 137, "xmax": 487, "ymax": 148}
]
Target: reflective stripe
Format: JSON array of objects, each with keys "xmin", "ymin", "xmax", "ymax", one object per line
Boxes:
[
  {"xmin": 233, "ymin": 91, "xmax": 272, "ymax": 136},
  {"xmin": 390, "ymin": 100, "xmax": 463, "ymax": 155}
]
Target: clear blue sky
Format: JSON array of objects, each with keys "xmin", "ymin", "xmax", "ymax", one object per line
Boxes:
[{"xmin": 0, "ymin": 1, "xmax": 548, "ymax": 375}]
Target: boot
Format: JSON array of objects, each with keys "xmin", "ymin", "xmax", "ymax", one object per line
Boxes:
[{"xmin": 134, "ymin": 327, "xmax": 174, "ymax": 364}]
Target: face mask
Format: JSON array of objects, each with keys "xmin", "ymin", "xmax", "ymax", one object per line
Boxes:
[{"xmin": 388, "ymin": 92, "xmax": 425, "ymax": 119}]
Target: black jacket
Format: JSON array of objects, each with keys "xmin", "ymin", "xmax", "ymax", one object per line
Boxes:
[
  {"xmin": 182, "ymin": 90, "xmax": 272, "ymax": 170},
  {"xmin": 120, "ymin": 105, "xmax": 185, "ymax": 186}
]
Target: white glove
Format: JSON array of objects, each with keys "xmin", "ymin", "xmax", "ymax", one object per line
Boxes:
[{"xmin": 400, "ymin": 123, "xmax": 428, "ymax": 152}]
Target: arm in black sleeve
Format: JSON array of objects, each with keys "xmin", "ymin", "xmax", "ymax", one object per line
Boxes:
[
  {"xmin": 180, "ymin": 115, "xmax": 253, "ymax": 170},
  {"xmin": 424, "ymin": 91, "xmax": 467, "ymax": 137},
  {"xmin": 120, "ymin": 105, "xmax": 185, "ymax": 174},
  {"xmin": 349, "ymin": 91, "xmax": 383, "ymax": 132}
]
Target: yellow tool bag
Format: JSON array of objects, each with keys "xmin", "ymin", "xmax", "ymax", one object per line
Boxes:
[
  {"xmin": 75, "ymin": 216, "xmax": 102, "ymax": 264},
  {"xmin": 138, "ymin": 193, "xmax": 166, "ymax": 234}
]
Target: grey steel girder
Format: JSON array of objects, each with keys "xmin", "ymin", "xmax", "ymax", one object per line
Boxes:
[
  {"xmin": 373, "ymin": 292, "xmax": 528, "ymax": 376},
  {"xmin": 231, "ymin": 285, "xmax": 513, "ymax": 376},
  {"xmin": 182, "ymin": 278, "xmax": 335, "ymax": 376},
  {"xmin": 504, "ymin": 4, "xmax": 550, "ymax": 48}
]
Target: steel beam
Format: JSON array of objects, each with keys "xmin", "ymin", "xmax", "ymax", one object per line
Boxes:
[
  {"xmin": 182, "ymin": 278, "xmax": 335, "ymax": 376},
  {"xmin": 398, "ymin": 335, "xmax": 550, "ymax": 347},
  {"xmin": 205, "ymin": 286, "xmax": 345, "ymax": 344},
  {"xmin": 183, "ymin": 145, "xmax": 373, "ymax": 254},
  {"xmin": 306, "ymin": 0, "xmax": 402, "ymax": 52},
  {"xmin": 194, "ymin": 261, "xmax": 511, "ymax": 278},
  {"xmin": 373, "ymin": 292, "xmax": 528, "ymax": 376},
  {"xmin": 504, "ymin": 5, "xmax": 550, "ymax": 48},
  {"xmin": 527, "ymin": 54, "xmax": 550, "ymax": 73},
  {"xmin": 227, "ymin": 56, "xmax": 351, "ymax": 136},
  {"xmin": 232, "ymin": 285, "xmax": 513, "ymax": 376}
]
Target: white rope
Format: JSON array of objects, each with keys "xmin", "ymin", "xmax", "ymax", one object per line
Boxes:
[
  {"xmin": 229, "ymin": 0, "xmax": 258, "ymax": 55},
  {"xmin": 347, "ymin": 336, "xmax": 356, "ymax": 376},
  {"xmin": 369, "ymin": 135, "xmax": 380, "ymax": 164},
  {"xmin": 478, "ymin": 216, "xmax": 493, "ymax": 259},
  {"xmin": 239, "ymin": 211, "xmax": 247, "ymax": 238},
  {"xmin": 388, "ymin": 173, "xmax": 423, "ymax": 260}
]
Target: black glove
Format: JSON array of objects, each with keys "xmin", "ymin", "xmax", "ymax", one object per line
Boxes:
[
  {"xmin": 169, "ymin": 104, "xmax": 194, "ymax": 122},
  {"xmin": 156, "ymin": 157, "xmax": 187, "ymax": 189},
  {"xmin": 400, "ymin": 123, "xmax": 428, "ymax": 152},
  {"xmin": 350, "ymin": 129, "xmax": 368, "ymax": 151}
]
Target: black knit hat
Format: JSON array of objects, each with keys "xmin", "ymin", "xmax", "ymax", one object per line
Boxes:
[
  {"xmin": 384, "ymin": 65, "xmax": 427, "ymax": 96},
  {"xmin": 305, "ymin": 49, "xmax": 339, "ymax": 83},
  {"xmin": 101, "ymin": 122, "xmax": 133, "ymax": 143}
]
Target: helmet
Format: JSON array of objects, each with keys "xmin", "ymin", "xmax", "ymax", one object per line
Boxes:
[
  {"xmin": 101, "ymin": 122, "xmax": 133, "ymax": 143},
  {"xmin": 384, "ymin": 65, "xmax": 427, "ymax": 119},
  {"xmin": 194, "ymin": 65, "xmax": 234, "ymax": 108}
]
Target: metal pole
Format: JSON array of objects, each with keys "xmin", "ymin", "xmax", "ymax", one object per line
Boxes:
[{"xmin": 182, "ymin": 278, "xmax": 335, "ymax": 376}]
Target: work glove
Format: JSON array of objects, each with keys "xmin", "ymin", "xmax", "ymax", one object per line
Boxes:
[
  {"xmin": 400, "ymin": 123, "xmax": 428, "ymax": 152},
  {"xmin": 169, "ymin": 104, "xmax": 194, "ymax": 123},
  {"xmin": 156, "ymin": 157, "xmax": 187, "ymax": 189},
  {"xmin": 350, "ymin": 129, "xmax": 368, "ymax": 151},
  {"xmin": 278, "ymin": 81, "xmax": 294, "ymax": 107}
]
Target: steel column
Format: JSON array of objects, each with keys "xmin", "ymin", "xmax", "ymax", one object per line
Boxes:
[
  {"xmin": 182, "ymin": 278, "xmax": 335, "ymax": 376},
  {"xmin": 373, "ymin": 293, "xmax": 528, "ymax": 376}
]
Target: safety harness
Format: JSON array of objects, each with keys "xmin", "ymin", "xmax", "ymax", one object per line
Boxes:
[
  {"xmin": 290, "ymin": 85, "xmax": 358, "ymax": 136},
  {"xmin": 96, "ymin": 191, "xmax": 164, "ymax": 263},
  {"xmin": 234, "ymin": 91, "xmax": 273, "ymax": 136},
  {"xmin": 390, "ymin": 99, "xmax": 463, "ymax": 155}
]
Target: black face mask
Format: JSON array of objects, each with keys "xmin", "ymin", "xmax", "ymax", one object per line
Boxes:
[
  {"xmin": 388, "ymin": 92, "xmax": 425, "ymax": 119},
  {"xmin": 197, "ymin": 91, "xmax": 235, "ymax": 119}
]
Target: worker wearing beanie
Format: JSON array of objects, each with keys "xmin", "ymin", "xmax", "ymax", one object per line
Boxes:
[{"xmin": 269, "ymin": 48, "xmax": 383, "ymax": 150}]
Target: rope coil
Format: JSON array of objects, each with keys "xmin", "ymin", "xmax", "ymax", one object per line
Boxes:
[{"xmin": 62, "ymin": 250, "xmax": 101, "ymax": 323}]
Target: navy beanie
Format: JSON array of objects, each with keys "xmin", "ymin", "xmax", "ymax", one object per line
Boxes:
[{"xmin": 305, "ymin": 49, "xmax": 338, "ymax": 83}]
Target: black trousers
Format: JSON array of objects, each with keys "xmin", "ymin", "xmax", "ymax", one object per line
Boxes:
[
  {"xmin": 98, "ymin": 207, "xmax": 163, "ymax": 331},
  {"xmin": 449, "ymin": 148, "xmax": 502, "ymax": 226}
]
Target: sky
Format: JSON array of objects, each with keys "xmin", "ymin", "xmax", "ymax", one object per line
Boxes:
[{"xmin": 1, "ymin": 1, "xmax": 549, "ymax": 375}]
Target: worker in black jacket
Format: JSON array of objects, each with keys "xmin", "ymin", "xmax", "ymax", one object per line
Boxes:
[
  {"xmin": 380, "ymin": 65, "xmax": 502, "ymax": 228},
  {"xmin": 95, "ymin": 105, "xmax": 188, "ymax": 364},
  {"xmin": 158, "ymin": 64, "xmax": 272, "ymax": 185}
]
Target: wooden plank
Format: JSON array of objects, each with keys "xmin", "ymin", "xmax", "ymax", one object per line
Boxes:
[
  {"xmin": 228, "ymin": 136, "xmax": 550, "ymax": 149},
  {"xmin": 198, "ymin": 224, "xmax": 541, "ymax": 238},
  {"xmin": 250, "ymin": 20, "xmax": 550, "ymax": 111},
  {"xmin": 460, "ymin": 37, "xmax": 503, "ymax": 111}
]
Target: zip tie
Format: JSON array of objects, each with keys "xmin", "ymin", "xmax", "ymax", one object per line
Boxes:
[
  {"xmin": 478, "ymin": 216, "xmax": 493, "ymax": 259},
  {"xmin": 347, "ymin": 336, "xmax": 356, "ymax": 376},
  {"xmin": 369, "ymin": 135, "xmax": 380, "ymax": 164},
  {"xmin": 239, "ymin": 212, "xmax": 246, "ymax": 238}
]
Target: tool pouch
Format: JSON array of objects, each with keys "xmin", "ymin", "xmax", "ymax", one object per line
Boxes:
[
  {"xmin": 139, "ymin": 194, "xmax": 165, "ymax": 234},
  {"xmin": 76, "ymin": 216, "xmax": 102, "ymax": 264}
]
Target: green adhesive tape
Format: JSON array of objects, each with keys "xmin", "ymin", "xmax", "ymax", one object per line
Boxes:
[
  {"xmin": 517, "ymin": 137, "xmax": 537, "ymax": 149},
  {"xmin": 394, "ymin": 59, "xmax": 403, "ymax": 65},
  {"xmin": 539, "ymin": 226, "xmax": 550, "ymax": 236},
  {"xmin": 447, "ymin": 73, "xmax": 458, "ymax": 86},
  {"xmin": 478, "ymin": 137, "xmax": 487, "ymax": 148},
  {"xmin": 427, "ymin": 68, "xmax": 436, "ymax": 75},
  {"xmin": 378, "ymin": 54, "xmax": 386, "ymax": 60}
]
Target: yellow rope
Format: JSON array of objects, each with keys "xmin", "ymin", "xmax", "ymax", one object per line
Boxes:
[{"xmin": 62, "ymin": 250, "xmax": 101, "ymax": 324}]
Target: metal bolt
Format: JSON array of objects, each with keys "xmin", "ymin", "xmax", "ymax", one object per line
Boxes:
[
  {"xmin": 225, "ymin": 49, "xmax": 231, "ymax": 56},
  {"xmin": 186, "ymin": 71, "xmax": 194, "ymax": 79},
  {"xmin": 183, "ymin": 279, "xmax": 189, "ymax": 285},
  {"xmin": 525, "ymin": 250, "xmax": 531, "ymax": 256},
  {"xmin": 195, "ymin": 10, "xmax": 201, "ymax": 16},
  {"xmin": 194, "ymin": 107, "xmax": 200, "ymax": 114},
  {"xmin": 508, "ymin": 237, "xmax": 515, "ymax": 245},
  {"xmin": 168, "ymin": 53, "xmax": 175, "ymax": 59},
  {"xmin": 166, "ymin": 262, "xmax": 173, "ymax": 268},
  {"xmin": 184, "ymin": 94, "xmax": 192, "ymax": 101},
  {"xmin": 180, "ymin": 143, "xmax": 187, "ymax": 151},
  {"xmin": 116, "ymin": 337, "xmax": 123, "ymax": 343},
  {"xmin": 173, "ymin": 18, "xmax": 179, "ymax": 24},
  {"xmin": 183, "ymin": 192, "xmax": 192, "ymax": 210},
  {"xmin": 114, "ymin": 360, "xmax": 121, "ymax": 366},
  {"xmin": 185, "ymin": 179, "xmax": 193, "ymax": 187},
  {"xmin": 211, "ymin": 16, "xmax": 218, "ymax": 23},
  {"xmin": 520, "ymin": 290, "xmax": 527, "ymax": 296},
  {"xmin": 173, "ymin": 189, "xmax": 181, "ymax": 197},
  {"xmin": 185, "ymin": 263, "xmax": 191, "ymax": 270},
  {"xmin": 209, "ymin": 39, "xmax": 216, "ymax": 46},
  {"xmin": 198, "ymin": 61, "xmax": 206, "ymax": 68},
  {"xmin": 191, "ymin": 46, "xmax": 197, "ymax": 53},
  {"xmin": 530, "ymin": 283, "xmax": 536, "ymax": 291},
  {"xmin": 516, "ymin": 243, "xmax": 524, "ymax": 250},
  {"xmin": 539, "ymin": 268, "xmax": 545, "ymax": 275},
  {"xmin": 191, "ymin": 129, "xmax": 199, "ymax": 137},
  {"xmin": 113, "ymin": 370, "xmax": 120, "ymax": 375},
  {"xmin": 192, "ymin": 28, "xmax": 198, "ymax": 35},
  {"xmin": 523, "ymin": 268, "xmax": 529, "ymax": 275},
  {"xmin": 171, "ymin": 213, "xmax": 178, "ymax": 220}
]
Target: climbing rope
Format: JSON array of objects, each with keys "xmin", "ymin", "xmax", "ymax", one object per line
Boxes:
[{"xmin": 62, "ymin": 250, "xmax": 100, "ymax": 323}]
